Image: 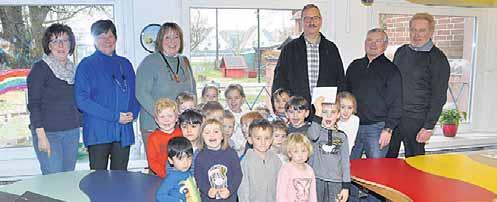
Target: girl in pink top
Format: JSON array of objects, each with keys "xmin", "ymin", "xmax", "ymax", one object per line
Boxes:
[{"xmin": 276, "ymin": 133, "xmax": 317, "ymax": 202}]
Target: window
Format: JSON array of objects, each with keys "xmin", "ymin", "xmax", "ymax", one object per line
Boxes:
[
  {"xmin": 380, "ymin": 14, "xmax": 476, "ymax": 123},
  {"xmin": 190, "ymin": 8, "xmax": 299, "ymax": 109},
  {"xmin": 0, "ymin": 5, "xmax": 113, "ymax": 149}
]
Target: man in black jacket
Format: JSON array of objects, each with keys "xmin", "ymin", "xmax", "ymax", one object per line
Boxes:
[
  {"xmin": 272, "ymin": 4, "xmax": 345, "ymax": 109},
  {"xmin": 346, "ymin": 28, "xmax": 402, "ymax": 160},
  {"xmin": 387, "ymin": 13, "xmax": 450, "ymax": 158}
]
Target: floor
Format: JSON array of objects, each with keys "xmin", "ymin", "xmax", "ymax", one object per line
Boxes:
[{"xmin": 1, "ymin": 132, "xmax": 496, "ymax": 183}]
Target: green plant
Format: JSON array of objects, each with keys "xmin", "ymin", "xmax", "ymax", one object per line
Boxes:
[{"xmin": 439, "ymin": 109, "xmax": 467, "ymax": 126}]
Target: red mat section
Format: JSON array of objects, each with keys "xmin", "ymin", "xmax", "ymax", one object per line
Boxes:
[{"xmin": 351, "ymin": 158, "xmax": 497, "ymax": 201}]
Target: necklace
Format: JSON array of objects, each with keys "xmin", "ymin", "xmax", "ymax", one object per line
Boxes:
[{"xmin": 159, "ymin": 52, "xmax": 180, "ymax": 83}]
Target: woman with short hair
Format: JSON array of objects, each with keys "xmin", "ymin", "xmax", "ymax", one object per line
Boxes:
[
  {"xmin": 75, "ymin": 20, "xmax": 140, "ymax": 170},
  {"xmin": 27, "ymin": 23, "xmax": 81, "ymax": 175}
]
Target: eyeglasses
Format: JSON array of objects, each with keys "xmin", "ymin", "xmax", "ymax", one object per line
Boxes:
[
  {"xmin": 303, "ymin": 16, "xmax": 321, "ymax": 22},
  {"xmin": 50, "ymin": 39, "xmax": 70, "ymax": 46}
]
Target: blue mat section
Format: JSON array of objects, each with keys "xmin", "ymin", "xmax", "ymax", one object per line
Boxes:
[{"xmin": 79, "ymin": 170, "xmax": 161, "ymax": 202}]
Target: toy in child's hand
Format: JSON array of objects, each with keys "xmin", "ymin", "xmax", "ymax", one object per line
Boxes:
[{"xmin": 179, "ymin": 176, "xmax": 201, "ymax": 202}]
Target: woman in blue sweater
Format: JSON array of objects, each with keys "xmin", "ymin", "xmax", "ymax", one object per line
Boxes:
[{"xmin": 75, "ymin": 20, "xmax": 140, "ymax": 170}]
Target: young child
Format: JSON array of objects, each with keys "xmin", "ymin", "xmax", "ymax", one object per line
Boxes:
[
  {"xmin": 176, "ymin": 91, "xmax": 197, "ymax": 114},
  {"xmin": 238, "ymin": 111, "xmax": 264, "ymax": 158},
  {"xmin": 156, "ymin": 137, "xmax": 200, "ymax": 202},
  {"xmin": 270, "ymin": 120, "xmax": 289, "ymax": 163},
  {"xmin": 201, "ymin": 101, "xmax": 225, "ymax": 122},
  {"xmin": 276, "ymin": 133, "xmax": 317, "ymax": 202},
  {"xmin": 286, "ymin": 96, "xmax": 311, "ymax": 134},
  {"xmin": 337, "ymin": 91, "xmax": 360, "ymax": 154},
  {"xmin": 271, "ymin": 88, "xmax": 291, "ymax": 122},
  {"xmin": 238, "ymin": 119, "xmax": 282, "ymax": 202},
  {"xmin": 201, "ymin": 85, "xmax": 220, "ymax": 104},
  {"xmin": 223, "ymin": 110, "xmax": 237, "ymax": 149},
  {"xmin": 194, "ymin": 119, "xmax": 242, "ymax": 202},
  {"xmin": 308, "ymin": 97, "xmax": 350, "ymax": 202},
  {"xmin": 147, "ymin": 98, "xmax": 183, "ymax": 178},
  {"xmin": 179, "ymin": 109, "xmax": 204, "ymax": 173}
]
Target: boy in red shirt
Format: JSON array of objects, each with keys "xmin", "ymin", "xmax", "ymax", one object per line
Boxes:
[{"xmin": 147, "ymin": 98, "xmax": 182, "ymax": 178}]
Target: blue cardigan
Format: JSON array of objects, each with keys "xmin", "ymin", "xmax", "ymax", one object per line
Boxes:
[{"xmin": 75, "ymin": 50, "xmax": 140, "ymax": 147}]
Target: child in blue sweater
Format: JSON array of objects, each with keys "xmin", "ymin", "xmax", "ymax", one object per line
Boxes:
[
  {"xmin": 156, "ymin": 137, "xmax": 200, "ymax": 202},
  {"xmin": 194, "ymin": 119, "xmax": 242, "ymax": 202}
]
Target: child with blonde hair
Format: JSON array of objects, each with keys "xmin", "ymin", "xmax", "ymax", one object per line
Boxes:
[
  {"xmin": 276, "ymin": 133, "xmax": 317, "ymax": 202},
  {"xmin": 337, "ymin": 91, "xmax": 359, "ymax": 153},
  {"xmin": 147, "ymin": 98, "xmax": 182, "ymax": 178},
  {"xmin": 194, "ymin": 119, "xmax": 242, "ymax": 201},
  {"xmin": 176, "ymin": 91, "xmax": 197, "ymax": 114}
]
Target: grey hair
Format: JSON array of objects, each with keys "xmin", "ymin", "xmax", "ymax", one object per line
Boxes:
[
  {"xmin": 367, "ymin": 28, "xmax": 388, "ymax": 43},
  {"xmin": 301, "ymin": 4, "xmax": 321, "ymax": 23}
]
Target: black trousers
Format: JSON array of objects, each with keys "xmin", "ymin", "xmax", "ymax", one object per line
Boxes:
[
  {"xmin": 386, "ymin": 116, "xmax": 426, "ymax": 158},
  {"xmin": 88, "ymin": 142, "xmax": 130, "ymax": 170}
]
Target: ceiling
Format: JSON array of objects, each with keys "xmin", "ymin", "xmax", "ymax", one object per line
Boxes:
[{"xmin": 407, "ymin": 0, "xmax": 497, "ymax": 7}]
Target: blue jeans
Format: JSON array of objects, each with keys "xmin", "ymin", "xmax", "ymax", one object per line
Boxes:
[
  {"xmin": 350, "ymin": 122, "xmax": 389, "ymax": 159},
  {"xmin": 32, "ymin": 128, "xmax": 80, "ymax": 175}
]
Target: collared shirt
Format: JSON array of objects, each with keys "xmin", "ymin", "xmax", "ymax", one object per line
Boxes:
[
  {"xmin": 305, "ymin": 36, "xmax": 321, "ymax": 94},
  {"xmin": 409, "ymin": 39, "xmax": 434, "ymax": 52}
]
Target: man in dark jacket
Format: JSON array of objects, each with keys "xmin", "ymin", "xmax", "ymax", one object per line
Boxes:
[
  {"xmin": 387, "ymin": 13, "xmax": 450, "ymax": 158},
  {"xmin": 346, "ymin": 28, "xmax": 402, "ymax": 160},
  {"xmin": 272, "ymin": 4, "xmax": 345, "ymax": 109}
]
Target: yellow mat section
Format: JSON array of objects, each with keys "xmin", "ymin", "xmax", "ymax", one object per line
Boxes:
[{"xmin": 406, "ymin": 154, "xmax": 497, "ymax": 194}]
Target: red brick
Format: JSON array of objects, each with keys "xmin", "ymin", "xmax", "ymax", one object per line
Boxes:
[
  {"xmin": 450, "ymin": 17, "xmax": 464, "ymax": 23},
  {"xmin": 454, "ymin": 23, "xmax": 465, "ymax": 29}
]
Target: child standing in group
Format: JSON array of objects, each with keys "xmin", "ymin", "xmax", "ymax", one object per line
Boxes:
[
  {"xmin": 337, "ymin": 91, "xmax": 359, "ymax": 153},
  {"xmin": 224, "ymin": 84, "xmax": 247, "ymax": 151},
  {"xmin": 201, "ymin": 85, "xmax": 220, "ymax": 104},
  {"xmin": 308, "ymin": 97, "xmax": 350, "ymax": 202},
  {"xmin": 156, "ymin": 137, "xmax": 200, "ymax": 202},
  {"xmin": 179, "ymin": 109, "xmax": 204, "ymax": 173},
  {"xmin": 238, "ymin": 119, "xmax": 282, "ymax": 202},
  {"xmin": 201, "ymin": 101, "xmax": 225, "ymax": 122},
  {"xmin": 286, "ymin": 96, "xmax": 311, "ymax": 134},
  {"xmin": 276, "ymin": 133, "xmax": 317, "ymax": 202},
  {"xmin": 271, "ymin": 88, "xmax": 291, "ymax": 122},
  {"xmin": 238, "ymin": 112, "xmax": 264, "ymax": 158},
  {"xmin": 176, "ymin": 91, "xmax": 197, "ymax": 114},
  {"xmin": 194, "ymin": 119, "xmax": 242, "ymax": 202},
  {"xmin": 270, "ymin": 120, "xmax": 289, "ymax": 163},
  {"xmin": 147, "ymin": 98, "xmax": 182, "ymax": 178},
  {"xmin": 223, "ymin": 110, "xmax": 237, "ymax": 149}
]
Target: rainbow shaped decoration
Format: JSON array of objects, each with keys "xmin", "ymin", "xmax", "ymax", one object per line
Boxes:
[{"xmin": 0, "ymin": 69, "xmax": 30, "ymax": 95}]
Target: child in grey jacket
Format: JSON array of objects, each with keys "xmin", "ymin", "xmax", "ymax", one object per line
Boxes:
[{"xmin": 308, "ymin": 97, "xmax": 350, "ymax": 202}]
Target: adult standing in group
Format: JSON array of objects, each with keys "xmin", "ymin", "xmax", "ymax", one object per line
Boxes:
[
  {"xmin": 136, "ymin": 22, "xmax": 196, "ymax": 155},
  {"xmin": 346, "ymin": 28, "xmax": 402, "ymax": 159},
  {"xmin": 272, "ymin": 4, "xmax": 345, "ymax": 109},
  {"xmin": 387, "ymin": 13, "xmax": 450, "ymax": 158},
  {"xmin": 27, "ymin": 23, "xmax": 81, "ymax": 175},
  {"xmin": 75, "ymin": 20, "xmax": 140, "ymax": 170},
  {"xmin": 345, "ymin": 29, "xmax": 402, "ymax": 202}
]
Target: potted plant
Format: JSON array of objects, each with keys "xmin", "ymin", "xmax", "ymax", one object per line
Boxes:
[{"xmin": 439, "ymin": 109, "xmax": 466, "ymax": 137}]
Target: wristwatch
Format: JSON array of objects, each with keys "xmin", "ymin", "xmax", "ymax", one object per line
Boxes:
[{"xmin": 382, "ymin": 128, "xmax": 393, "ymax": 133}]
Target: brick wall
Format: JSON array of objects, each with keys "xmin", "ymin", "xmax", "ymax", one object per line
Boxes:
[{"xmin": 381, "ymin": 14, "xmax": 465, "ymax": 59}]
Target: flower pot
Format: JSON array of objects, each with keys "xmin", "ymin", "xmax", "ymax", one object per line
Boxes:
[{"xmin": 442, "ymin": 124, "xmax": 458, "ymax": 137}]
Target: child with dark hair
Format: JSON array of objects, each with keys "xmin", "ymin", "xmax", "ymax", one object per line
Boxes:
[
  {"xmin": 156, "ymin": 137, "xmax": 200, "ymax": 202},
  {"xmin": 238, "ymin": 112, "xmax": 264, "ymax": 158},
  {"xmin": 271, "ymin": 88, "xmax": 291, "ymax": 122},
  {"xmin": 286, "ymin": 96, "xmax": 311, "ymax": 134},
  {"xmin": 179, "ymin": 109, "xmax": 204, "ymax": 173},
  {"xmin": 239, "ymin": 119, "xmax": 281, "ymax": 202}
]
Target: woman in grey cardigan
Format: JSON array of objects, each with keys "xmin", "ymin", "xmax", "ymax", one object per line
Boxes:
[
  {"xmin": 27, "ymin": 23, "xmax": 81, "ymax": 175},
  {"xmin": 136, "ymin": 22, "xmax": 196, "ymax": 157}
]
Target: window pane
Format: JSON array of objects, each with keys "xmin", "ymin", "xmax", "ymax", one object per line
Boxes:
[
  {"xmin": 190, "ymin": 8, "xmax": 299, "ymax": 110},
  {"xmin": 380, "ymin": 14, "xmax": 475, "ymax": 122},
  {"xmin": 0, "ymin": 5, "xmax": 114, "ymax": 149}
]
